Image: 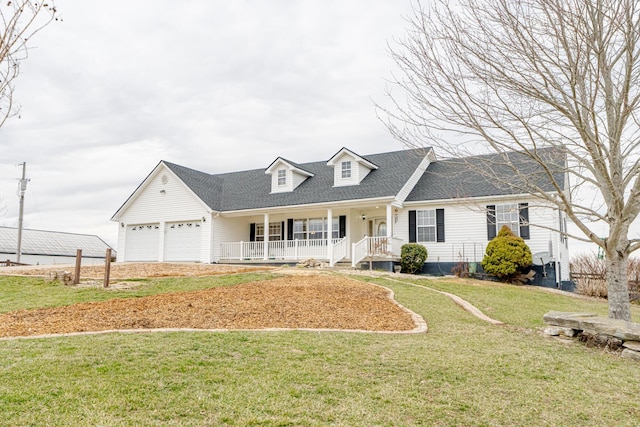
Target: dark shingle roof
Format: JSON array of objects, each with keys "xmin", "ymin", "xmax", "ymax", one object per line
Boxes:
[
  {"xmin": 405, "ymin": 147, "xmax": 566, "ymax": 202},
  {"xmin": 156, "ymin": 146, "xmax": 565, "ymax": 212},
  {"xmin": 164, "ymin": 148, "xmax": 430, "ymax": 211},
  {"xmin": 0, "ymin": 227, "xmax": 113, "ymax": 258}
]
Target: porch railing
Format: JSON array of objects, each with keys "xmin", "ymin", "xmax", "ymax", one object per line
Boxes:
[
  {"xmin": 351, "ymin": 236, "xmax": 402, "ymax": 268},
  {"xmin": 220, "ymin": 238, "xmax": 343, "ymax": 262},
  {"xmin": 329, "ymin": 237, "xmax": 348, "ymax": 267}
]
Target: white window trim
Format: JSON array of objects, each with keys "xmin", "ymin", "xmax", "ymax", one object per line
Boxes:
[
  {"xmin": 256, "ymin": 222, "xmax": 282, "ymax": 241},
  {"xmin": 292, "ymin": 217, "xmax": 340, "ymax": 240},
  {"xmin": 277, "ymin": 170, "xmax": 286, "ymax": 186},
  {"xmin": 341, "ymin": 161, "xmax": 352, "ymax": 179},
  {"xmin": 496, "ymin": 204, "xmax": 520, "ymax": 237},
  {"xmin": 416, "ymin": 209, "xmax": 436, "ymax": 242}
]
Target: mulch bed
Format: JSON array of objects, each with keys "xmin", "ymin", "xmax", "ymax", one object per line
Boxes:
[{"xmin": 0, "ymin": 272, "xmax": 418, "ymax": 338}]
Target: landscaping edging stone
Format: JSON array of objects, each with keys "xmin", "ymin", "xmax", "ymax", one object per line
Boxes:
[{"xmin": 543, "ymin": 311, "xmax": 640, "ymax": 361}]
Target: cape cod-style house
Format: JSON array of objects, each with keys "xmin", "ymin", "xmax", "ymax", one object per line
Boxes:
[{"xmin": 111, "ymin": 147, "xmax": 571, "ymax": 286}]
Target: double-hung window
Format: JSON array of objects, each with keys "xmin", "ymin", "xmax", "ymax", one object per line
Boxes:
[
  {"xmin": 487, "ymin": 203, "xmax": 530, "ymax": 240},
  {"xmin": 277, "ymin": 170, "xmax": 286, "ymax": 186},
  {"xmin": 293, "ymin": 219, "xmax": 307, "ymax": 240},
  {"xmin": 341, "ymin": 161, "xmax": 352, "ymax": 179},
  {"xmin": 409, "ymin": 209, "xmax": 445, "ymax": 243},
  {"xmin": 256, "ymin": 222, "xmax": 282, "ymax": 241},
  {"xmin": 292, "ymin": 217, "xmax": 341, "ymax": 240},
  {"xmin": 417, "ymin": 210, "xmax": 436, "ymax": 242},
  {"xmin": 496, "ymin": 204, "xmax": 520, "ymax": 235},
  {"xmin": 308, "ymin": 218, "xmax": 324, "ymax": 240},
  {"xmin": 268, "ymin": 222, "xmax": 282, "ymax": 241}
]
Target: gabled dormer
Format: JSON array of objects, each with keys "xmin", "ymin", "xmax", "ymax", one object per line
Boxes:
[
  {"xmin": 326, "ymin": 147, "xmax": 378, "ymax": 187},
  {"xmin": 265, "ymin": 157, "xmax": 314, "ymax": 194}
]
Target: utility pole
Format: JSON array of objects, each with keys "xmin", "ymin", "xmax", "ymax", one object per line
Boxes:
[{"xmin": 16, "ymin": 162, "xmax": 28, "ymax": 264}]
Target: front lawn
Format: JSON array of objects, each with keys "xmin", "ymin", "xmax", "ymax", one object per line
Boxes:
[{"xmin": 0, "ymin": 272, "xmax": 638, "ymax": 426}]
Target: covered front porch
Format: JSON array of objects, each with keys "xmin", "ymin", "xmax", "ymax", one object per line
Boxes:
[{"xmin": 215, "ymin": 204, "xmax": 404, "ymax": 267}]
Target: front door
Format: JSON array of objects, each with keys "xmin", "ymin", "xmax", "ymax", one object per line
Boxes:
[{"xmin": 368, "ymin": 218, "xmax": 387, "ymax": 237}]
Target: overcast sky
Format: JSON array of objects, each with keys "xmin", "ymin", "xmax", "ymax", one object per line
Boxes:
[{"xmin": 0, "ymin": 0, "xmax": 601, "ymax": 257}]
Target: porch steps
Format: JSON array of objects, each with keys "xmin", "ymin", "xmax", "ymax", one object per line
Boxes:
[{"xmin": 331, "ymin": 260, "xmax": 355, "ymax": 270}]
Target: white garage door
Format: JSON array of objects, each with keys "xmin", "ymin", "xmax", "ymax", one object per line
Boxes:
[
  {"xmin": 125, "ymin": 224, "xmax": 160, "ymax": 261},
  {"xmin": 164, "ymin": 221, "xmax": 202, "ymax": 262}
]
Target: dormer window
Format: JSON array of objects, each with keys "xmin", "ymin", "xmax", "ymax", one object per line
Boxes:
[
  {"xmin": 277, "ymin": 170, "xmax": 286, "ymax": 186},
  {"xmin": 327, "ymin": 148, "xmax": 378, "ymax": 187},
  {"xmin": 265, "ymin": 157, "xmax": 314, "ymax": 193},
  {"xmin": 341, "ymin": 161, "xmax": 352, "ymax": 179}
]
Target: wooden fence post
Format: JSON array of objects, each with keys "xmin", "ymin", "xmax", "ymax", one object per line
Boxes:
[
  {"xmin": 103, "ymin": 248, "xmax": 112, "ymax": 288},
  {"xmin": 73, "ymin": 249, "xmax": 82, "ymax": 285}
]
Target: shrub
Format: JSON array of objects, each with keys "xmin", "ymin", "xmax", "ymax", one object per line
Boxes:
[
  {"xmin": 570, "ymin": 254, "xmax": 608, "ymax": 298},
  {"xmin": 571, "ymin": 254, "xmax": 640, "ymax": 301},
  {"xmin": 400, "ymin": 243, "xmax": 428, "ymax": 274},
  {"xmin": 481, "ymin": 225, "xmax": 532, "ymax": 283}
]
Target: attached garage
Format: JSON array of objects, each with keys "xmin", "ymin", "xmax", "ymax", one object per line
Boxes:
[
  {"xmin": 125, "ymin": 224, "xmax": 160, "ymax": 261},
  {"xmin": 164, "ymin": 221, "xmax": 202, "ymax": 262}
]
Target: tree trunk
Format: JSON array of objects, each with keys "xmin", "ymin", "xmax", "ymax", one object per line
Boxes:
[{"xmin": 605, "ymin": 249, "xmax": 631, "ymax": 321}]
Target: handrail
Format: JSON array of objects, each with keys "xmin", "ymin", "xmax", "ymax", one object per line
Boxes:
[
  {"xmin": 351, "ymin": 236, "xmax": 369, "ymax": 267},
  {"xmin": 329, "ymin": 237, "xmax": 347, "ymax": 267},
  {"xmin": 352, "ymin": 236, "xmax": 399, "ymax": 268}
]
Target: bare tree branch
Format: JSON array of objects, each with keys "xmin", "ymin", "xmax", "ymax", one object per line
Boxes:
[
  {"xmin": 378, "ymin": 0, "xmax": 640, "ymax": 320},
  {"xmin": 0, "ymin": 1, "xmax": 59, "ymax": 128}
]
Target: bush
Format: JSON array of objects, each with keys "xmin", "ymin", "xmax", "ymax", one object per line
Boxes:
[
  {"xmin": 400, "ymin": 243, "xmax": 428, "ymax": 274},
  {"xmin": 481, "ymin": 225, "xmax": 532, "ymax": 283}
]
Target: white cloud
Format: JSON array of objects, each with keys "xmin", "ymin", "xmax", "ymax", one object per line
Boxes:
[{"xmin": 1, "ymin": 0, "xmax": 608, "ymax": 259}]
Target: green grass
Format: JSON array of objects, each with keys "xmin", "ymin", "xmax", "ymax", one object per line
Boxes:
[
  {"xmin": 1, "ymin": 272, "xmax": 639, "ymax": 426},
  {"xmin": 0, "ymin": 272, "xmax": 274, "ymax": 313},
  {"xmin": 373, "ymin": 275, "xmax": 640, "ymax": 327}
]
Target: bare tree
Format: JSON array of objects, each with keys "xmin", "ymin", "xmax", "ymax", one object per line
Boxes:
[
  {"xmin": 1, "ymin": 1, "xmax": 59, "ymax": 128},
  {"xmin": 379, "ymin": 0, "xmax": 640, "ymax": 320}
]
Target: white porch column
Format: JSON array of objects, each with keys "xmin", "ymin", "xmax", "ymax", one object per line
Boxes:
[
  {"xmin": 386, "ymin": 205, "xmax": 393, "ymax": 254},
  {"xmin": 263, "ymin": 213, "xmax": 269, "ymax": 260},
  {"xmin": 327, "ymin": 208, "xmax": 333, "ymax": 263}
]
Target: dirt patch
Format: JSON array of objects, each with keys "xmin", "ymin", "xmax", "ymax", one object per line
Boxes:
[
  {"xmin": 0, "ymin": 262, "xmax": 271, "ymax": 280},
  {"xmin": 0, "ymin": 264, "xmax": 421, "ymax": 338}
]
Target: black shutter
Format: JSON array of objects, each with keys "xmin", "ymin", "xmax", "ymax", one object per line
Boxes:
[
  {"xmin": 519, "ymin": 203, "xmax": 530, "ymax": 240},
  {"xmin": 287, "ymin": 218, "xmax": 294, "ymax": 240},
  {"xmin": 436, "ymin": 209, "xmax": 445, "ymax": 242},
  {"xmin": 409, "ymin": 210, "xmax": 417, "ymax": 243},
  {"xmin": 249, "ymin": 223, "xmax": 256, "ymax": 242},
  {"xmin": 281, "ymin": 221, "xmax": 285, "ymax": 240},
  {"xmin": 486, "ymin": 205, "xmax": 496, "ymax": 240},
  {"xmin": 339, "ymin": 215, "xmax": 346, "ymax": 238}
]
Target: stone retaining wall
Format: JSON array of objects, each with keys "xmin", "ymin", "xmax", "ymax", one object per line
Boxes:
[{"xmin": 543, "ymin": 311, "xmax": 640, "ymax": 361}]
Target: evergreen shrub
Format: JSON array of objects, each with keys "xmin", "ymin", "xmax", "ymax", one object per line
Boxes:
[
  {"xmin": 400, "ymin": 243, "xmax": 428, "ymax": 274},
  {"xmin": 481, "ymin": 225, "xmax": 532, "ymax": 282}
]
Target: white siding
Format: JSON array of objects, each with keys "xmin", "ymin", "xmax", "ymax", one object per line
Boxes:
[
  {"xmin": 292, "ymin": 172, "xmax": 307, "ymax": 189},
  {"xmin": 399, "ymin": 199, "xmax": 567, "ymax": 267},
  {"xmin": 330, "ymin": 154, "xmax": 374, "ymax": 187},
  {"xmin": 357, "ymin": 163, "xmax": 372, "ymax": 182},
  {"xmin": 212, "ymin": 216, "xmax": 251, "ymax": 261},
  {"xmin": 116, "ymin": 165, "xmax": 210, "ymax": 263},
  {"xmin": 268, "ymin": 163, "xmax": 310, "ymax": 193},
  {"xmin": 332, "ymin": 154, "xmax": 358, "ymax": 186},
  {"xmin": 270, "ymin": 166, "xmax": 293, "ymax": 193}
]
